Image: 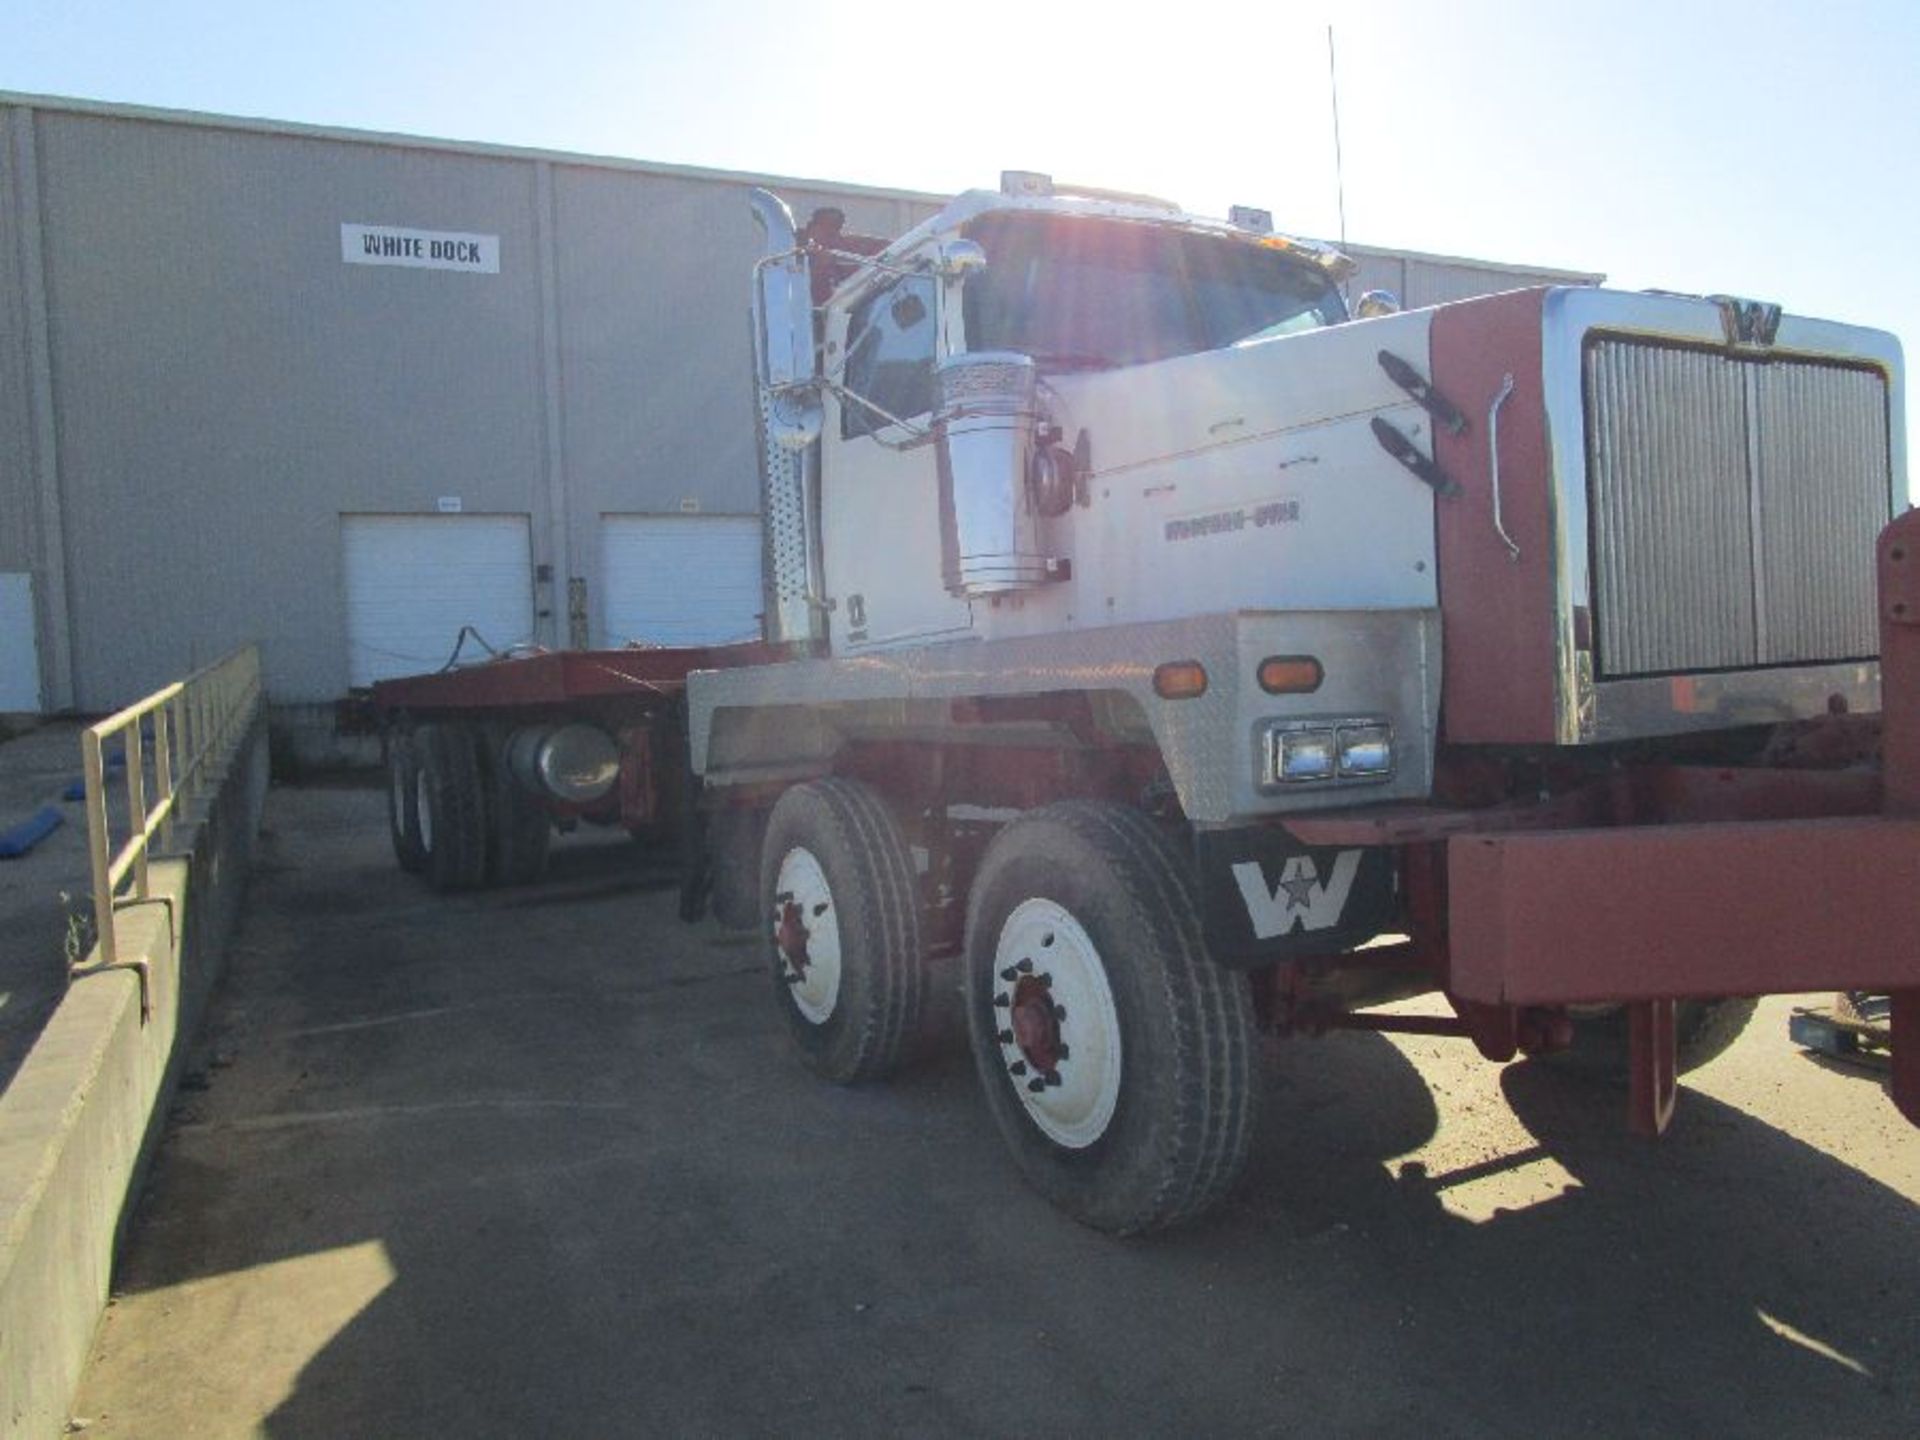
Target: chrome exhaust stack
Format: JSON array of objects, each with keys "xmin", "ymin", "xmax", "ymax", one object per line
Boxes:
[{"xmin": 748, "ymin": 188, "xmax": 828, "ymax": 654}]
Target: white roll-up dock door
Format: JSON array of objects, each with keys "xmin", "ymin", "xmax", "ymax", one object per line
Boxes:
[
  {"xmin": 599, "ymin": 514, "xmax": 763, "ymax": 648},
  {"xmin": 341, "ymin": 514, "xmax": 535, "ymax": 686}
]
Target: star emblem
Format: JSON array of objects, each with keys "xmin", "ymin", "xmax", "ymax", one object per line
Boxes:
[{"xmin": 1279, "ymin": 863, "xmax": 1319, "ymax": 911}]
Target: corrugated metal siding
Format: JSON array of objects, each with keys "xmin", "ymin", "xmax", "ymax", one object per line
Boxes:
[
  {"xmin": 1586, "ymin": 338, "xmax": 1889, "ymax": 677},
  {"xmin": 0, "ymin": 113, "xmax": 37, "ymax": 574},
  {"xmin": 37, "ymin": 111, "xmax": 550, "ymax": 705}
]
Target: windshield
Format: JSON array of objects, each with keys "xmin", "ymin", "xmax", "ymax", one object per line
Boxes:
[{"xmin": 961, "ymin": 212, "xmax": 1346, "ymax": 372}]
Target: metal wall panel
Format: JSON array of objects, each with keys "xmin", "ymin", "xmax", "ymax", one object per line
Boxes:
[
  {"xmin": 35, "ymin": 111, "xmax": 549, "ymax": 706},
  {"xmin": 1343, "ymin": 244, "xmax": 1598, "ymax": 313},
  {"xmin": 551, "ymin": 165, "xmax": 936, "ymax": 638},
  {"xmin": 0, "ymin": 116, "xmax": 34, "ymax": 576}
]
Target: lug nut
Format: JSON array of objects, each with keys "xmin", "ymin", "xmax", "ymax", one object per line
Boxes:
[
  {"xmin": 1056, "ymin": 1043, "xmax": 1071, "ymax": 1061},
  {"xmin": 1044, "ymin": 1071, "xmax": 1063, "ymax": 1088},
  {"xmin": 997, "ymin": 1030, "xmax": 1014, "ymax": 1045},
  {"xmin": 1027, "ymin": 1078, "xmax": 1047, "ymax": 1094},
  {"xmin": 993, "ymin": 993, "xmax": 1011, "ymax": 1008},
  {"xmin": 1053, "ymin": 1004, "xmax": 1067, "ymax": 1021},
  {"xmin": 812, "ymin": 901, "xmax": 829, "ymax": 917},
  {"xmin": 1009, "ymin": 1060, "xmax": 1028, "ymax": 1076}
]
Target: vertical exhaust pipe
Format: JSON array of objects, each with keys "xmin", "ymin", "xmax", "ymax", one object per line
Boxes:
[{"xmin": 749, "ymin": 188, "xmax": 827, "ymax": 654}]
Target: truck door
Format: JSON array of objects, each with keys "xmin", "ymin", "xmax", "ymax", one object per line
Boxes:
[{"xmin": 820, "ymin": 272, "xmax": 975, "ymax": 652}]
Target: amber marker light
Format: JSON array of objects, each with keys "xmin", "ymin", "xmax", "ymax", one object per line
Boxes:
[
  {"xmin": 1257, "ymin": 656, "xmax": 1324, "ymax": 695},
  {"xmin": 1153, "ymin": 661, "xmax": 1209, "ymax": 699}
]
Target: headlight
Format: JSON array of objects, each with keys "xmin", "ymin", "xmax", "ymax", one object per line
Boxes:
[
  {"xmin": 1273, "ymin": 728, "xmax": 1337, "ymax": 782},
  {"xmin": 1265, "ymin": 719, "xmax": 1394, "ymax": 785},
  {"xmin": 1337, "ymin": 723, "xmax": 1394, "ymax": 777}
]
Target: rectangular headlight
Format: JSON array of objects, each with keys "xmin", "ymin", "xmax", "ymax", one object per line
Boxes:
[
  {"xmin": 1273, "ymin": 727, "xmax": 1337, "ymax": 782},
  {"xmin": 1337, "ymin": 723, "xmax": 1393, "ymax": 777}
]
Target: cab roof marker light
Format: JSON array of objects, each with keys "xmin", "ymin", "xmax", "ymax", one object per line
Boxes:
[{"xmin": 1001, "ymin": 171, "xmax": 1053, "ymax": 197}]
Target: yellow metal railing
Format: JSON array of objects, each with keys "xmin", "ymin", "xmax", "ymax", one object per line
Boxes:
[{"xmin": 75, "ymin": 645, "xmax": 262, "ymax": 1011}]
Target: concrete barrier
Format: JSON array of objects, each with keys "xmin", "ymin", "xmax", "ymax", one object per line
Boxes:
[{"xmin": 0, "ymin": 716, "xmax": 268, "ymax": 1438}]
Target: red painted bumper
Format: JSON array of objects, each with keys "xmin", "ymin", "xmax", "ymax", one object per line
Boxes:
[
  {"xmin": 1446, "ymin": 816, "xmax": 1920, "ymax": 1006},
  {"xmin": 1446, "ymin": 509, "xmax": 1920, "ymax": 1127}
]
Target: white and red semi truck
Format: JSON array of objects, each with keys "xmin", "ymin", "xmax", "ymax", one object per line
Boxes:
[{"xmin": 371, "ymin": 173, "xmax": 1920, "ymax": 1233}]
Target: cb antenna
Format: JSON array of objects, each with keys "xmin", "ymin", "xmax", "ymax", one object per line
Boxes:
[{"xmin": 1327, "ymin": 24, "xmax": 1348, "ymax": 252}]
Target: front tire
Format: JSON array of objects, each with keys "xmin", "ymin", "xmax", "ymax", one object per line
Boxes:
[
  {"xmin": 965, "ymin": 802, "xmax": 1256, "ymax": 1235},
  {"xmin": 761, "ymin": 778, "xmax": 923, "ymax": 1084}
]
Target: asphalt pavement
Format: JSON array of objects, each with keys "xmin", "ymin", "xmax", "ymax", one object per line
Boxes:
[{"xmin": 68, "ymin": 782, "xmax": 1920, "ymax": 1437}]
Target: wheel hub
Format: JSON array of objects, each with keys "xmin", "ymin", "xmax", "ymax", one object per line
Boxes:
[
  {"xmin": 772, "ymin": 846, "xmax": 841, "ymax": 1024},
  {"xmin": 775, "ymin": 899, "xmax": 811, "ymax": 976},
  {"xmin": 990, "ymin": 899, "xmax": 1121, "ymax": 1150},
  {"xmin": 1009, "ymin": 975, "xmax": 1063, "ymax": 1075}
]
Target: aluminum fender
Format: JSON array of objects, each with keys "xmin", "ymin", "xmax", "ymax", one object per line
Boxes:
[{"xmin": 688, "ymin": 609, "xmax": 1440, "ymax": 824}]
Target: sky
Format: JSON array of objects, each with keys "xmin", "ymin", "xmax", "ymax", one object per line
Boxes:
[{"xmin": 4, "ymin": 0, "xmax": 1917, "ymax": 496}]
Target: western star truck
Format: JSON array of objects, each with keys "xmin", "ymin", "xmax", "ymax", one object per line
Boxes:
[{"xmin": 370, "ymin": 172, "xmax": 1920, "ymax": 1233}]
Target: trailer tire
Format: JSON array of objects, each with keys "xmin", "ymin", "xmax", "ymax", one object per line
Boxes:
[
  {"xmin": 964, "ymin": 802, "xmax": 1256, "ymax": 1235},
  {"xmin": 1549, "ymin": 997, "xmax": 1760, "ymax": 1078},
  {"xmin": 386, "ymin": 729, "xmax": 426, "ymax": 874},
  {"xmin": 762, "ymin": 779, "xmax": 924, "ymax": 1083},
  {"xmin": 480, "ymin": 723, "xmax": 551, "ymax": 888},
  {"xmin": 414, "ymin": 722, "xmax": 489, "ymax": 893}
]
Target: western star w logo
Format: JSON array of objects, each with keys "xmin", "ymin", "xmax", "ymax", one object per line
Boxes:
[{"xmin": 1231, "ymin": 851, "xmax": 1362, "ymax": 938}]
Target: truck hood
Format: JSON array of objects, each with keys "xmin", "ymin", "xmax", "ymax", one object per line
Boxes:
[{"xmin": 1037, "ymin": 305, "xmax": 1441, "ymax": 480}]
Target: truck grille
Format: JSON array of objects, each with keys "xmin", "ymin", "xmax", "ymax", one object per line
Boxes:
[{"xmin": 1584, "ymin": 338, "xmax": 1891, "ymax": 678}]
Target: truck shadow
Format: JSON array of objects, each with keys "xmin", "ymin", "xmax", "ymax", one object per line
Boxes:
[{"xmin": 84, "ymin": 805, "xmax": 1919, "ymax": 1436}]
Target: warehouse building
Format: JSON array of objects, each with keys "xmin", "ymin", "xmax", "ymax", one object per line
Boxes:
[{"xmin": 0, "ymin": 94, "xmax": 1600, "ymax": 761}]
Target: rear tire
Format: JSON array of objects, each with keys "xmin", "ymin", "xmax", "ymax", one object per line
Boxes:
[
  {"xmin": 964, "ymin": 802, "xmax": 1256, "ymax": 1235},
  {"xmin": 387, "ymin": 729, "xmax": 426, "ymax": 874},
  {"xmin": 414, "ymin": 722, "xmax": 488, "ymax": 893},
  {"xmin": 480, "ymin": 722, "xmax": 551, "ymax": 887},
  {"xmin": 762, "ymin": 778, "xmax": 923, "ymax": 1083}
]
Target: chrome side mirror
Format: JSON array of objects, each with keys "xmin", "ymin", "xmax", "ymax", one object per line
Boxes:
[{"xmin": 1354, "ymin": 289, "xmax": 1402, "ymax": 319}]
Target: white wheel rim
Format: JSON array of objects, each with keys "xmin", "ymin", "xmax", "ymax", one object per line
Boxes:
[
  {"xmin": 415, "ymin": 767, "xmax": 434, "ymax": 851},
  {"xmin": 773, "ymin": 847, "xmax": 841, "ymax": 1024},
  {"xmin": 991, "ymin": 899, "xmax": 1122, "ymax": 1150}
]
